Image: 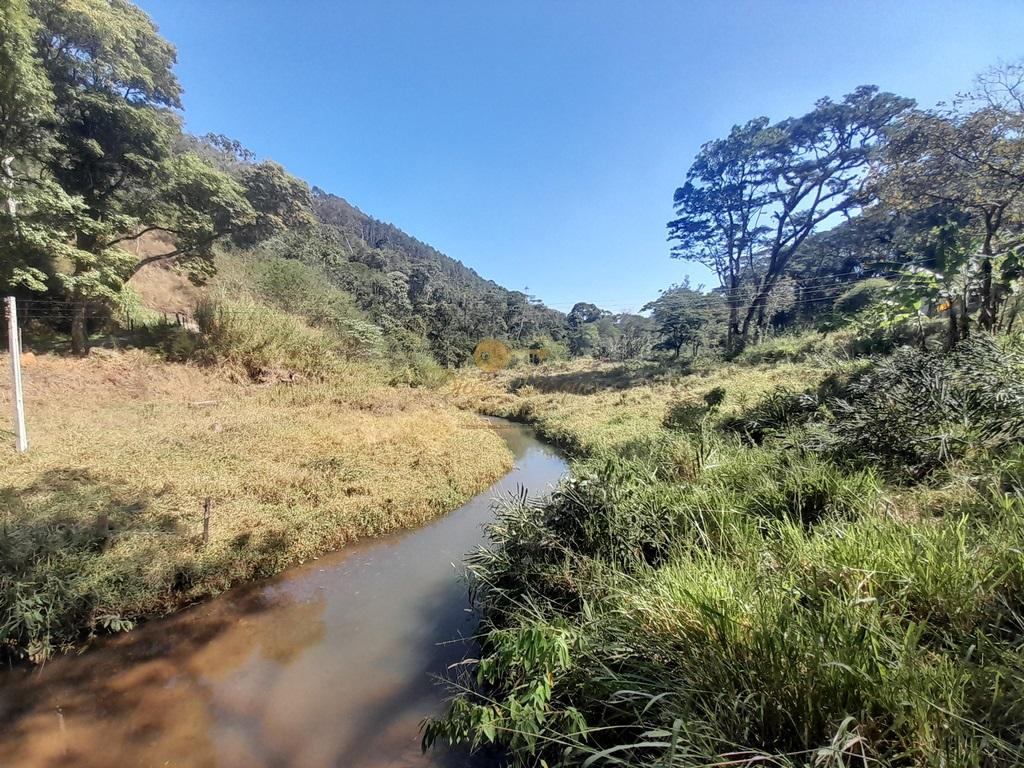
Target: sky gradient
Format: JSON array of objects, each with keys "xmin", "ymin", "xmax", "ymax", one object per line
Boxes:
[{"xmin": 136, "ymin": 0, "xmax": 1024, "ymax": 313}]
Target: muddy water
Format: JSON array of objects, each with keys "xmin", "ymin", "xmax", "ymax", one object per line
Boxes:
[{"xmin": 0, "ymin": 419, "xmax": 566, "ymax": 768}]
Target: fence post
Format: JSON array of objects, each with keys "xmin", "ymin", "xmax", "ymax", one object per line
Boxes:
[
  {"xmin": 202, "ymin": 497, "xmax": 211, "ymax": 545},
  {"xmin": 5, "ymin": 297, "xmax": 28, "ymax": 452}
]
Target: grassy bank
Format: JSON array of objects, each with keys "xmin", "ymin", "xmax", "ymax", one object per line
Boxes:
[
  {"xmin": 0, "ymin": 350, "xmax": 512, "ymax": 661},
  {"xmin": 443, "ymin": 352, "xmax": 842, "ymax": 454},
  {"xmin": 428, "ymin": 337, "xmax": 1024, "ymax": 766}
]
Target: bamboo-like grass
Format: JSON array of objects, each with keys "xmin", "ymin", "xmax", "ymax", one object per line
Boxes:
[{"xmin": 427, "ymin": 336, "xmax": 1024, "ymax": 766}]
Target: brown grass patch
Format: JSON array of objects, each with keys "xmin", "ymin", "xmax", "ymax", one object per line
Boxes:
[{"xmin": 0, "ymin": 351, "xmax": 512, "ymax": 658}]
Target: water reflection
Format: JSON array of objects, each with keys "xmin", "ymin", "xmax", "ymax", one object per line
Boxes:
[{"xmin": 0, "ymin": 419, "xmax": 566, "ymax": 768}]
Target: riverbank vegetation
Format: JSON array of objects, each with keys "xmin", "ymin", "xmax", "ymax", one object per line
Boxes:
[
  {"xmin": 424, "ymin": 59, "xmax": 1024, "ymax": 768},
  {"xmin": 1, "ymin": 350, "xmax": 511, "ymax": 662},
  {"xmin": 427, "ymin": 336, "xmax": 1024, "ymax": 766}
]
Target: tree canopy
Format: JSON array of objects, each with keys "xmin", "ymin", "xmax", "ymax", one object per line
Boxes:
[{"xmin": 669, "ymin": 87, "xmax": 913, "ymax": 349}]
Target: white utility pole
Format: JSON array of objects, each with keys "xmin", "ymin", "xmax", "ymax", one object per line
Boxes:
[{"xmin": 6, "ymin": 297, "xmax": 27, "ymax": 452}]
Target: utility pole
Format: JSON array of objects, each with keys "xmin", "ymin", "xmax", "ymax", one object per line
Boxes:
[{"xmin": 6, "ymin": 297, "xmax": 27, "ymax": 452}]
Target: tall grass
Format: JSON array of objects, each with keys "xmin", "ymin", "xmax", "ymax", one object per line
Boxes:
[
  {"xmin": 193, "ymin": 296, "xmax": 342, "ymax": 381},
  {"xmin": 426, "ymin": 335, "xmax": 1024, "ymax": 767}
]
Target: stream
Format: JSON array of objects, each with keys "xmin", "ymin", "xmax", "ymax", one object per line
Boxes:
[{"xmin": 0, "ymin": 418, "xmax": 567, "ymax": 768}]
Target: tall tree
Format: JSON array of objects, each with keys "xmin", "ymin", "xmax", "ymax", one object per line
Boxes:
[
  {"xmin": 23, "ymin": 0, "xmax": 312, "ymax": 353},
  {"xmin": 0, "ymin": 0, "xmax": 73, "ymax": 292},
  {"xmin": 667, "ymin": 118, "xmax": 769, "ymax": 349},
  {"xmin": 669, "ymin": 87, "xmax": 913, "ymax": 348},
  {"xmin": 874, "ymin": 64, "xmax": 1024, "ymax": 333}
]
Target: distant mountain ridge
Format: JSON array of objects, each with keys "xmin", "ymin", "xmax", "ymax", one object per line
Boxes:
[{"xmin": 310, "ymin": 188, "xmax": 515, "ymax": 298}]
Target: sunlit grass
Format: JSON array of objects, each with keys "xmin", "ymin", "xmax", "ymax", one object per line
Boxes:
[
  {"xmin": 0, "ymin": 350, "xmax": 512, "ymax": 660},
  {"xmin": 444, "ymin": 356, "xmax": 838, "ymax": 454},
  {"xmin": 428, "ymin": 340, "xmax": 1024, "ymax": 766}
]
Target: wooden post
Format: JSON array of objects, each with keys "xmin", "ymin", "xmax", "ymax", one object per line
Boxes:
[
  {"xmin": 5, "ymin": 297, "xmax": 27, "ymax": 453},
  {"xmin": 202, "ymin": 497, "xmax": 211, "ymax": 545}
]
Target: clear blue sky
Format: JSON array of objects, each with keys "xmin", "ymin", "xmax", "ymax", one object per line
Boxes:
[{"xmin": 136, "ymin": 0, "xmax": 1024, "ymax": 314}]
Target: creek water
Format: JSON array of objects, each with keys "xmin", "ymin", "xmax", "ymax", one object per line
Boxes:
[{"xmin": 0, "ymin": 418, "xmax": 567, "ymax": 768}]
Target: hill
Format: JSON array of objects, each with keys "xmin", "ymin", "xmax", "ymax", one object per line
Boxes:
[{"xmin": 248, "ymin": 189, "xmax": 568, "ymax": 366}]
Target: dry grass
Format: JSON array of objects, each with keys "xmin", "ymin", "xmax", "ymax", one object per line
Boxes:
[
  {"xmin": 125, "ymin": 235, "xmax": 204, "ymax": 318},
  {"xmin": 0, "ymin": 350, "xmax": 512, "ymax": 658},
  {"xmin": 443, "ymin": 357, "xmax": 833, "ymax": 454}
]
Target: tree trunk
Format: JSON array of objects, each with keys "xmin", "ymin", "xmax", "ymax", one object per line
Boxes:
[
  {"xmin": 755, "ymin": 302, "xmax": 767, "ymax": 342},
  {"xmin": 740, "ymin": 287, "xmax": 769, "ymax": 342},
  {"xmin": 70, "ymin": 293, "xmax": 88, "ymax": 356},
  {"xmin": 979, "ymin": 256, "xmax": 995, "ymax": 331},
  {"xmin": 726, "ymin": 274, "xmax": 741, "ymax": 353},
  {"xmin": 947, "ymin": 305, "xmax": 958, "ymax": 351},
  {"xmin": 958, "ymin": 301, "xmax": 970, "ymax": 341}
]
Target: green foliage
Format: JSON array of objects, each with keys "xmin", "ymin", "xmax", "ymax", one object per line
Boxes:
[
  {"xmin": 217, "ymin": 251, "xmax": 387, "ymax": 360},
  {"xmin": 724, "ymin": 386, "xmax": 821, "ymax": 441},
  {"xmin": 0, "ymin": 510, "xmax": 106, "ymax": 661},
  {"xmin": 669, "ymin": 87, "xmax": 914, "ymax": 346},
  {"xmin": 423, "ymin": 616, "xmax": 585, "ymax": 754},
  {"xmin": 193, "ymin": 297, "xmax": 341, "ymax": 381},
  {"xmin": 0, "ymin": 0, "xmax": 313, "ymax": 352},
  {"xmin": 733, "ymin": 328, "xmax": 856, "ymax": 364},
  {"xmin": 387, "ymin": 347, "xmax": 450, "ymax": 388},
  {"xmin": 286, "ymin": 192, "xmax": 567, "ymax": 366},
  {"xmin": 643, "ymin": 282, "xmax": 726, "ymax": 359},
  {"xmin": 833, "ymin": 277, "xmax": 893, "ymax": 316},
  {"xmin": 428, "ymin": 422, "xmax": 1024, "ymax": 765},
  {"xmin": 431, "ymin": 327, "xmax": 1024, "ymax": 766},
  {"xmin": 826, "ymin": 336, "xmax": 1024, "ymax": 479},
  {"xmin": 662, "ymin": 398, "xmax": 710, "ymax": 431}
]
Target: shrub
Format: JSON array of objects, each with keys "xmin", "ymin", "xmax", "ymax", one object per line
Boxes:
[
  {"xmin": 724, "ymin": 386, "xmax": 821, "ymax": 441},
  {"xmin": 734, "ymin": 329, "xmax": 856, "ymax": 364},
  {"xmin": 215, "ymin": 253, "xmax": 387, "ymax": 360},
  {"xmin": 194, "ymin": 297, "xmax": 340, "ymax": 381},
  {"xmin": 743, "ymin": 455, "xmax": 881, "ymax": 526},
  {"xmin": 388, "ymin": 349, "xmax": 450, "ymax": 388},
  {"xmin": 827, "ymin": 336, "xmax": 1024, "ymax": 479},
  {"xmin": 833, "ymin": 277, "xmax": 892, "ymax": 317},
  {"xmin": 662, "ymin": 397, "xmax": 708, "ymax": 431}
]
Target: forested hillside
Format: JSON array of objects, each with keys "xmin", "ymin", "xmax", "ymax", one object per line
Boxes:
[
  {"xmin": 0, "ymin": 0, "xmax": 568, "ymax": 371},
  {"xmin": 260, "ymin": 189, "xmax": 567, "ymax": 365}
]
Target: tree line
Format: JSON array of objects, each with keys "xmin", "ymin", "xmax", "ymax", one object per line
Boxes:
[
  {"xmin": 3, "ymin": 0, "xmax": 1019, "ymax": 367},
  {"xmin": 663, "ymin": 62, "xmax": 1024, "ymax": 355}
]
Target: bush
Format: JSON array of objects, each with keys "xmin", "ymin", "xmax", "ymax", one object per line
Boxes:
[
  {"xmin": 662, "ymin": 397, "xmax": 709, "ymax": 431},
  {"xmin": 388, "ymin": 349, "xmax": 450, "ymax": 388},
  {"xmin": 724, "ymin": 386, "xmax": 821, "ymax": 441},
  {"xmin": 742, "ymin": 455, "xmax": 881, "ymax": 526},
  {"xmin": 833, "ymin": 277, "xmax": 892, "ymax": 317},
  {"xmin": 827, "ymin": 336, "xmax": 1024, "ymax": 479},
  {"xmin": 194, "ymin": 297, "xmax": 340, "ymax": 381},
  {"xmin": 215, "ymin": 253, "xmax": 387, "ymax": 360},
  {"xmin": 0, "ymin": 515, "xmax": 104, "ymax": 661},
  {"xmin": 734, "ymin": 329, "xmax": 856, "ymax": 364}
]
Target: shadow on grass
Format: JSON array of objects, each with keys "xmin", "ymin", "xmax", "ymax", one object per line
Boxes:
[
  {"xmin": 0, "ymin": 468, "xmax": 302, "ymax": 664},
  {"xmin": 509, "ymin": 361, "xmax": 686, "ymax": 395}
]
